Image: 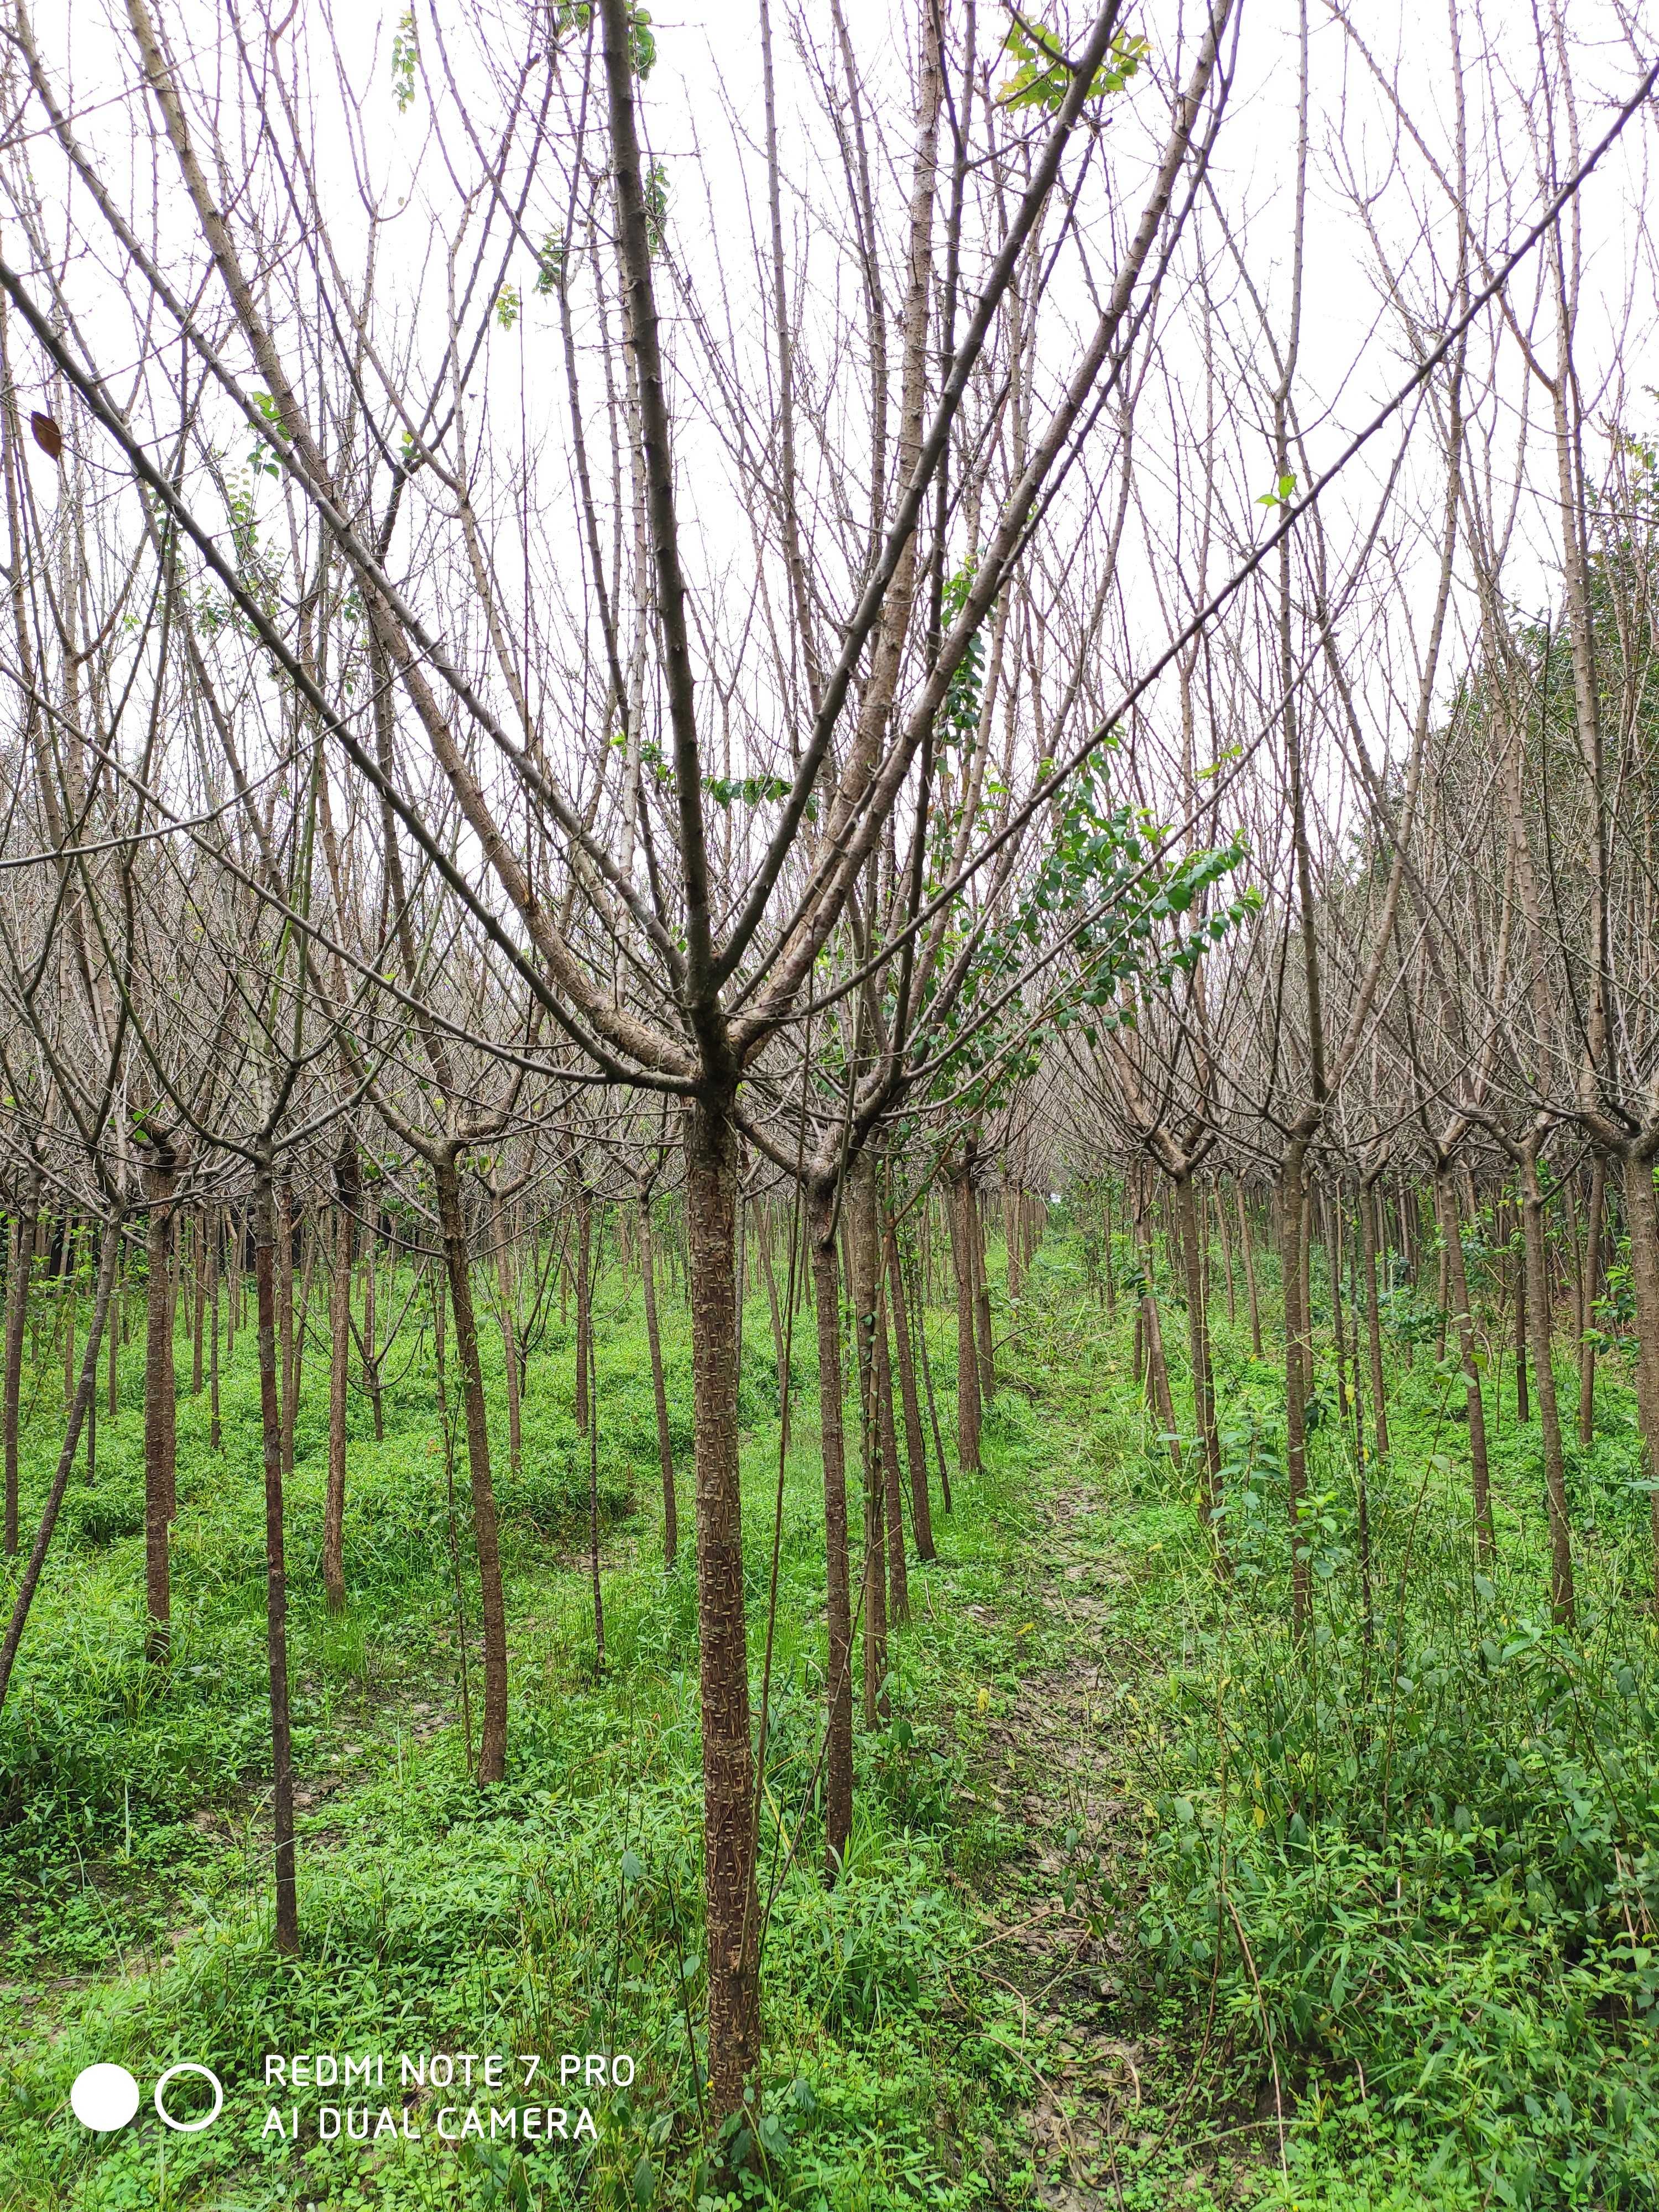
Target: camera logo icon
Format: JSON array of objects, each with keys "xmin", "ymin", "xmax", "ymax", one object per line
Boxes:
[{"xmin": 70, "ymin": 2062, "xmax": 223, "ymax": 2133}]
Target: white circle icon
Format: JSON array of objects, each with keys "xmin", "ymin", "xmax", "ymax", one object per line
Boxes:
[
  {"xmin": 154, "ymin": 2062, "xmax": 224, "ymax": 2132},
  {"xmin": 70, "ymin": 2064, "xmax": 140, "ymax": 2131}
]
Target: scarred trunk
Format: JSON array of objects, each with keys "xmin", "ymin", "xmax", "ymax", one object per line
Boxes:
[
  {"xmin": 639, "ymin": 1193, "xmax": 677, "ymax": 1566},
  {"xmin": 323, "ymin": 1134, "xmax": 359, "ymax": 1615},
  {"xmin": 254, "ymin": 1160, "xmax": 299, "ymax": 1953},
  {"xmin": 434, "ymin": 1153, "xmax": 510, "ymax": 1783},
  {"xmin": 684, "ymin": 1087, "xmax": 760, "ymax": 2110}
]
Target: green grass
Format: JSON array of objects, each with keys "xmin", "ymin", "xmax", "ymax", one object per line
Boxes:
[{"xmin": 3, "ymin": 1216, "xmax": 1659, "ymax": 2210}]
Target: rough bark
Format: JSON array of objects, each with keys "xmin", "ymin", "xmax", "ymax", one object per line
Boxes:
[
  {"xmin": 683, "ymin": 1088, "xmax": 760, "ymax": 2110},
  {"xmin": 1520, "ymin": 1144, "xmax": 1575, "ymax": 1625}
]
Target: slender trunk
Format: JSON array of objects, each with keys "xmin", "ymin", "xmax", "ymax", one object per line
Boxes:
[
  {"xmin": 498, "ymin": 1234, "xmax": 523, "ymax": 1480},
  {"xmin": 1282, "ymin": 1141, "xmax": 1312, "ymax": 1643},
  {"xmin": 912, "ymin": 1241, "xmax": 953, "ymax": 1514},
  {"xmin": 810, "ymin": 1187, "xmax": 853, "ymax": 1876},
  {"xmin": 323, "ymin": 1135, "xmax": 359, "ymax": 1615},
  {"xmin": 1133, "ymin": 1189, "xmax": 1180, "ymax": 1459},
  {"xmin": 972, "ymin": 1192, "xmax": 996, "ymax": 1404},
  {"xmin": 639, "ymin": 1193, "xmax": 677, "ymax": 1566},
  {"xmin": 1360, "ymin": 1180, "xmax": 1389, "ymax": 1459},
  {"xmin": 948, "ymin": 1172, "xmax": 982, "ymax": 1474},
  {"xmin": 1620, "ymin": 1151, "xmax": 1659, "ymax": 1605},
  {"xmin": 3, "ymin": 1168, "xmax": 39, "ymax": 1556},
  {"xmin": 875, "ymin": 1278, "xmax": 908, "ymax": 1627},
  {"xmin": 1436, "ymin": 1166, "xmax": 1495, "ymax": 1559},
  {"xmin": 1520, "ymin": 1144, "xmax": 1574, "ymax": 1626},
  {"xmin": 1215, "ymin": 1180, "xmax": 1237, "ymax": 1326},
  {"xmin": 254, "ymin": 1162, "xmax": 299, "ymax": 1953},
  {"xmin": 1173, "ymin": 1171, "xmax": 1223, "ymax": 1563},
  {"xmin": 587, "ymin": 1285, "xmax": 605, "ymax": 1671},
  {"xmin": 1235, "ymin": 1182, "xmax": 1262, "ymax": 1356},
  {"xmin": 575, "ymin": 1183, "xmax": 593, "ymax": 1435},
  {"xmin": 885, "ymin": 1220, "xmax": 935, "ymax": 1561},
  {"xmin": 362, "ymin": 1231, "xmax": 384, "ymax": 1442},
  {"xmin": 278, "ymin": 1177, "xmax": 296, "ymax": 1480},
  {"xmin": 434, "ymin": 1154, "xmax": 509, "ymax": 1783},
  {"xmin": 848, "ymin": 1154, "xmax": 888, "ymax": 1725},
  {"xmin": 683, "ymin": 1088, "xmax": 760, "ymax": 2110},
  {"xmin": 758, "ymin": 1206, "xmax": 789, "ymax": 1452},
  {"xmin": 144, "ymin": 1154, "xmax": 180, "ymax": 1662},
  {"xmin": 0, "ymin": 1217, "xmax": 123, "ymax": 1714},
  {"xmin": 207, "ymin": 1207, "xmax": 222, "ymax": 1451},
  {"xmin": 191, "ymin": 1213, "xmax": 206, "ymax": 1395},
  {"xmin": 1514, "ymin": 1220, "xmax": 1531, "ymax": 1423},
  {"xmin": 1578, "ymin": 1153, "xmax": 1605, "ymax": 1448}
]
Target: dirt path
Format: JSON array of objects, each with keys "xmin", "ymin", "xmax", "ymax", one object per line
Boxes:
[{"xmin": 972, "ymin": 1478, "xmax": 1162, "ymax": 2210}]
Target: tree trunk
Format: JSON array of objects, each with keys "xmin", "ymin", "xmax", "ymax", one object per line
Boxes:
[
  {"xmin": 810, "ymin": 1185, "xmax": 854, "ymax": 1877},
  {"xmin": 1133, "ymin": 1187, "xmax": 1180, "ymax": 1459},
  {"xmin": 885, "ymin": 1218, "xmax": 935, "ymax": 1561},
  {"xmin": 1360, "ymin": 1180, "xmax": 1389, "ymax": 1458},
  {"xmin": 434, "ymin": 1153, "xmax": 510, "ymax": 1783},
  {"xmin": 1620, "ymin": 1151, "xmax": 1659, "ymax": 1605},
  {"xmin": 972, "ymin": 1191, "xmax": 996, "ymax": 1404},
  {"xmin": 1578, "ymin": 1152, "xmax": 1605, "ymax": 1448},
  {"xmin": 1173, "ymin": 1170, "xmax": 1223, "ymax": 1562},
  {"xmin": 323, "ymin": 1135, "xmax": 359, "ymax": 1615},
  {"xmin": 1520, "ymin": 1143, "xmax": 1574, "ymax": 1626},
  {"xmin": 278, "ymin": 1176, "xmax": 296, "ymax": 1480},
  {"xmin": 191, "ymin": 1212, "xmax": 206, "ymax": 1395},
  {"xmin": 683, "ymin": 1088, "xmax": 760, "ymax": 2112},
  {"xmin": 1435, "ymin": 1166, "xmax": 1495, "ymax": 1559},
  {"xmin": 639, "ymin": 1192, "xmax": 677, "ymax": 1566},
  {"xmin": 254, "ymin": 1162, "xmax": 299, "ymax": 1953},
  {"xmin": 1281, "ymin": 1140, "xmax": 1312, "ymax": 1642},
  {"xmin": 1235, "ymin": 1181, "xmax": 1262, "ymax": 1357},
  {"xmin": 0, "ymin": 1216, "xmax": 123, "ymax": 1715},
  {"xmin": 498, "ymin": 1234, "xmax": 523, "ymax": 1480},
  {"xmin": 144, "ymin": 1152, "xmax": 180, "ymax": 1662},
  {"xmin": 207, "ymin": 1206, "xmax": 222, "ymax": 1452},
  {"xmin": 574, "ymin": 1182, "xmax": 593, "ymax": 1436},
  {"xmin": 948, "ymin": 1171, "xmax": 982, "ymax": 1474},
  {"xmin": 875, "ymin": 1279, "xmax": 909, "ymax": 1627},
  {"xmin": 3, "ymin": 1167, "xmax": 39, "ymax": 1557}
]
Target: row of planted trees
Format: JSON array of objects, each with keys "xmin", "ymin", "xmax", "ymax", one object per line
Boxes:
[{"xmin": 0, "ymin": 0, "xmax": 1652, "ymax": 2142}]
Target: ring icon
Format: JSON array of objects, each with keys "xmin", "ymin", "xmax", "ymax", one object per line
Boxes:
[{"xmin": 154, "ymin": 2062, "xmax": 223, "ymax": 2132}]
